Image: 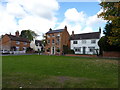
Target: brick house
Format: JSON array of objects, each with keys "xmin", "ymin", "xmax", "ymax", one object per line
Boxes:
[
  {"xmin": 45, "ymin": 26, "xmax": 70, "ymax": 55},
  {"xmin": 0, "ymin": 31, "xmax": 30, "ymax": 51}
]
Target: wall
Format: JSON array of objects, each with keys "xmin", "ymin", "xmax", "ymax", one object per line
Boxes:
[
  {"xmin": 71, "ymin": 39, "xmax": 99, "ymax": 54},
  {"xmin": 0, "ymin": 35, "xmax": 11, "ymax": 50},
  {"xmin": 45, "ymin": 29, "xmax": 70, "ymax": 55},
  {"xmin": 103, "ymin": 51, "xmax": 120, "ymax": 58},
  {"xmin": 11, "ymin": 41, "xmax": 30, "ymax": 51}
]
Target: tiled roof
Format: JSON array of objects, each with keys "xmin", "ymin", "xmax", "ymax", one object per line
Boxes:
[
  {"xmin": 7, "ymin": 34, "xmax": 30, "ymax": 43},
  {"xmin": 46, "ymin": 29, "xmax": 64, "ymax": 34},
  {"xmin": 70, "ymin": 32, "xmax": 100, "ymax": 40}
]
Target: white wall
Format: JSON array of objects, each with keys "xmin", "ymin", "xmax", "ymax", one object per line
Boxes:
[
  {"xmin": 71, "ymin": 39, "xmax": 99, "ymax": 54},
  {"xmin": 30, "ymin": 41, "xmax": 41, "ymax": 51}
]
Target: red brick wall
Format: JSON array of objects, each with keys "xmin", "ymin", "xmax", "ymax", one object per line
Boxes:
[
  {"xmin": 11, "ymin": 41, "xmax": 30, "ymax": 51},
  {"xmin": 1, "ymin": 34, "xmax": 30, "ymax": 51},
  {"xmin": 103, "ymin": 51, "xmax": 120, "ymax": 57},
  {"xmin": 45, "ymin": 27, "xmax": 70, "ymax": 55},
  {"xmin": 0, "ymin": 35, "xmax": 11, "ymax": 50}
]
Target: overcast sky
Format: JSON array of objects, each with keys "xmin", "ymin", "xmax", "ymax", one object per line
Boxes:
[{"xmin": 0, "ymin": 0, "xmax": 106, "ymax": 40}]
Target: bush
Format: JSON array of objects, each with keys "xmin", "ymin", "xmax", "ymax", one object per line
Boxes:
[
  {"xmin": 26, "ymin": 47, "xmax": 33, "ymax": 52},
  {"xmin": 98, "ymin": 36, "xmax": 120, "ymax": 52},
  {"xmin": 63, "ymin": 45, "xmax": 75, "ymax": 54}
]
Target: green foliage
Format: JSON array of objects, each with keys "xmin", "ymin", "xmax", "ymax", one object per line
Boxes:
[
  {"xmin": 63, "ymin": 45, "xmax": 75, "ymax": 54},
  {"xmin": 26, "ymin": 47, "xmax": 33, "ymax": 52},
  {"xmin": 20, "ymin": 30, "xmax": 38, "ymax": 41},
  {"xmin": 98, "ymin": 36, "xmax": 120, "ymax": 51},
  {"xmin": 103, "ymin": 22, "xmax": 113, "ymax": 36},
  {"xmin": 56, "ymin": 48, "xmax": 60, "ymax": 52},
  {"xmin": 98, "ymin": 2, "xmax": 120, "ymax": 46}
]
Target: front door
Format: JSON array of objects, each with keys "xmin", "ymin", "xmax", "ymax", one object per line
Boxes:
[
  {"xmin": 52, "ymin": 47, "xmax": 55, "ymax": 55},
  {"xmin": 83, "ymin": 47, "xmax": 86, "ymax": 54}
]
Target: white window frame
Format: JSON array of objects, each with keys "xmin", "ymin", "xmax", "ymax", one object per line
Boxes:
[
  {"xmin": 91, "ymin": 40, "xmax": 96, "ymax": 44},
  {"xmin": 16, "ymin": 41, "xmax": 20, "ymax": 45},
  {"xmin": 73, "ymin": 41, "xmax": 78, "ymax": 44},
  {"xmin": 24, "ymin": 42, "xmax": 27, "ymax": 45},
  {"xmin": 16, "ymin": 46, "xmax": 19, "ymax": 51},
  {"xmin": 82, "ymin": 40, "xmax": 86, "ymax": 44}
]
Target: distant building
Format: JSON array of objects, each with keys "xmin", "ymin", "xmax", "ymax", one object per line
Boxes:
[
  {"xmin": 0, "ymin": 31, "xmax": 30, "ymax": 52},
  {"xmin": 30, "ymin": 40, "xmax": 44, "ymax": 52},
  {"xmin": 70, "ymin": 28, "xmax": 101, "ymax": 55},
  {"xmin": 45, "ymin": 26, "xmax": 70, "ymax": 55}
]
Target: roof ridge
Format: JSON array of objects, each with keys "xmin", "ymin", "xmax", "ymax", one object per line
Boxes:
[{"xmin": 74, "ymin": 31, "xmax": 100, "ymax": 35}]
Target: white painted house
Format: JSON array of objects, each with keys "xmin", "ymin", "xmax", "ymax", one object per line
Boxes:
[
  {"xmin": 30, "ymin": 40, "xmax": 44, "ymax": 52},
  {"xmin": 70, "ymin": 29, "xmax": 101, "ymax": 55}
]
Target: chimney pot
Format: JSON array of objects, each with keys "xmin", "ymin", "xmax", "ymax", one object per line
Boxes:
[
  {"xmin": 99, "ymin": 27, "xmax": 101, "ymax": 33},
  {"xmin": 15, "ymin": 31, "xmax": 19, "ymax": 37},
  {"xmin": 64, "ymin": 25, "xmax": 67, "ymax": 30},
  {"xmin": 72, "ymin": 31, "xmax": 74, "ymax": 36},
  {"xmin": 49, "ymin": 28, "xmax": 52, "ymax": 31}
]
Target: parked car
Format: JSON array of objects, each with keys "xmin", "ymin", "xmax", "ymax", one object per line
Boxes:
[{"xmin": 0, "ymin": 50, "xmax": 10, "ymax": 54}]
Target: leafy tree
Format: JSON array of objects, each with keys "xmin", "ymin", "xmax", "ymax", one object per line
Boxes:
[
  {"xmin": 98, "ymin": 2, "xmax": 120, "ymax": 46},
  {"xmin": 103, "ymin": 22, "xmax": 113, "ymax": 36},
  {"xmin": 20, "ymin": 29, "xmax": 38, "ymax": 41}
]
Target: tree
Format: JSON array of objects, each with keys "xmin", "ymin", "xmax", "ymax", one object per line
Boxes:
[
  {"xmin": 98, "ymin": 2, "xmax": 120, "ymax": 46},
  {"xmin": 20, "ymin": 30, "xmax": 38, "ymax": 41}
]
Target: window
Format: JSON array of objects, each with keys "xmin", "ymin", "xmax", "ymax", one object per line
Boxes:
[
  {"xmin": 82, "ymin": 40, "xmax": 86, "ymax": 44},
  {"xmin": 52, "ymin": 34, "xmax": 54, "ymax": 37},
  {"xmin": 91, "ymin": 40, "xmax": 96, "ymax": 44},
  {"xmin": 47, "ymin": 35, "xmax": 50, "ymax": 38},
  {"xmin": 23, "ymin": 47, "xmax": 26, "ymax": 50},
  {"xmin": 52, "ymin": 39, "xmax": 54, "ymax": 43},
  {"xmin": 47, "ymin": 48, "xmax": 50, "ymax": 52},
  {"xmin": 16, "ymin": 47, "xmax": 19, "ymax": 51},
  {"xmin": 48, "ymin": 40, "xmax": 50, "ymax": 43},
  {"xmin": 57, "ymin": 39, "xmax": 60, "ymax": 44},
  {"xmin": 24, "ymin": 42, "xmax": 27, "ymax": 45},
  {"xmin": 89, "ymin": 47, "xmax": 95, "ymax": 52},
  {"xmin": 16, "ymin": 41, "xmax": 20, "ymax": 44},
  {"xmin": 74, "ymin": 47, "xmax": 81, "ymax": 52},
  {"xmin": 57, "ymin": 34, "xmax": 60, "ymax": 36},
  {"xmin": 73, "ymin": 41, "xmax": 78, "ymax": 44}
]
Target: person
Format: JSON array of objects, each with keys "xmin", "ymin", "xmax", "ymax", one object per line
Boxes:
[{"xmin": 38, "ymin": 49, "xmax": 40, "ymax": 55}]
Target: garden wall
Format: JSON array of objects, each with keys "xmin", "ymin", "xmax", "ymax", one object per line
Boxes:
[{"xmin": 103, "ymin": 51, "xmax": 120, "ymax": 58}]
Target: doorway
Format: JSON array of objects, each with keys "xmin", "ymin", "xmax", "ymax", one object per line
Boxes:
[
  {"xmin": 83, "ymin": 47, "xmax": 86, "ymax": 54},
  {"xmin": 51, "ymin": 46, "xmax": 55, "ymax": 55}
]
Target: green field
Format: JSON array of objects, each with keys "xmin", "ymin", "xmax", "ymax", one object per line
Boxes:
[{"xmin": 2, "ymin": 55, "xmax": 118, "ymax": 88}]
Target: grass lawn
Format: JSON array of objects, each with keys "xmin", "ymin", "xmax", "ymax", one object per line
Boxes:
[{"xmin": 2, "ymin": 55, "xmax": 118, "ymax": 88}]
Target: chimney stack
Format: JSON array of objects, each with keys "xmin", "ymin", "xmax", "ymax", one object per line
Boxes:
[
  {"xmin": 15, "ymin": 31, "xmax": 19, "ymax": 37},
  {"xmin": 72, "ymin": 31, "xmax": 74, "ymax": 36},
  {"xmin": 49, "ymin": 28, "xmax": 52, "ymax": 31},
  {"xmin": 99, "ymin": 27, "xmax": 101, "ymax": 33},
  {"xmin": 64, "ymin": 25, "xmax": 67, "ymax": 30}
]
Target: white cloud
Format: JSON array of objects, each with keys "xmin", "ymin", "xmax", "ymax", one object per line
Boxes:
[
  {"xmin": 56, "ymin": 8, "xmax": 106, "ymax": 35},
  {"xmin": 65, "ymin": 8, "xmax": 86, "ymax": 23},
  {"xmin": 0, "ymin": 0, "xmax": 59, "ymax": 39}
]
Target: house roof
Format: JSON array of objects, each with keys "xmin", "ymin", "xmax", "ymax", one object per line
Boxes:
[
  {"xmin": 70, "ymin": 32, "xmax": 100, "ymax": 40},
  {"xmin": 6, "ymin": 34, "xmax": 30, "ymax": 43},
  {"xmin": 46, "ymin": 29, "xmax": 64, "ymax": 34},
  {"xmin": 35, "ymin": 40, "xmax": 43, "ymax": 46}
]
